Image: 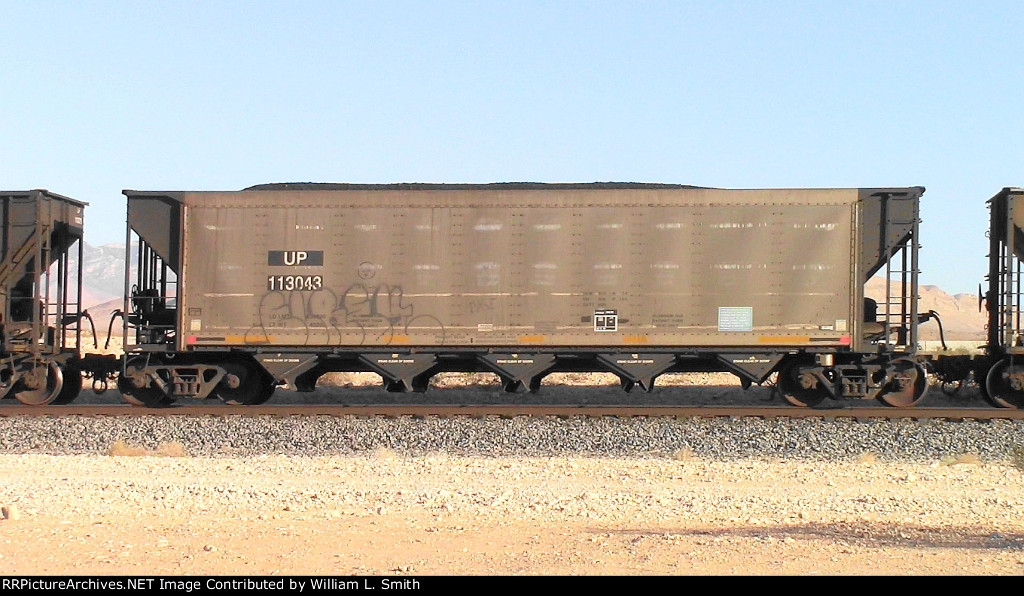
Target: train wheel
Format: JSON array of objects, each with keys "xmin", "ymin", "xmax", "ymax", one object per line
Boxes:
[
  {"xmin": 940, "ymin": 380, "xmax": 962, "ymax": 396},
  {"xmin": 117, "ymin": 362, "xmax": 173, "ymax": 407},
  {"xmin": 50, "ymin": 366, "xmax": 83, "ymax": 405},
  {"xmin": 0, "ymin": 366, "xmax": 17, "ymax": 399},
  {"xmin": 211, "ymin": 358, "xmax": 275, "ymax": 405},
  {"xmin": 776, "ymin": 361, "xmax": 830, "ymax": 407},
  {"xmin": 983, "ymin": 359, "xmax": 1024, "ymax": 409},
  {"xmin": 877, "ymin": 359, "xmax": 929, "ymax": 408},
  {"xmin": 12, "ymin": 361, "xmax": 64, "ymax": 406}
]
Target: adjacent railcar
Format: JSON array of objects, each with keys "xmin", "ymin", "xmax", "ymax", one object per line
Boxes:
[
  {"xmin": 0, "ymin": 190, "xmax": 88, "ymax": 405},
  {"xmin": 930, "ymin": 187, "xmax": 1024, "ymax": 408},
  {"xmin": 117, "ymin": 183, "xmax": 927, "ymax": 407}
]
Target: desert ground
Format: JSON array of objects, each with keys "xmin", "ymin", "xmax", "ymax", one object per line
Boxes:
[{"xmin": 1, "ymin": 445, "xmax": 1023, "ymax": 576}]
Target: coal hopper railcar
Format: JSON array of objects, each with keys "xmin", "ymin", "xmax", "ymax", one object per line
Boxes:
[{"xmin": 114, "ymin": 183, "xmax": 928, "ymax": 407}]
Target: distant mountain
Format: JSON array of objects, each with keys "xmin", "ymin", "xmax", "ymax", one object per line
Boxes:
[
  {"xmin": 58, "ymin": 243, "xmax": 120, "ymax": 309},
  {"xmin": 78, "ymin": 242, "xmax": 126, "ymax": 310},
  {"xmin": 865, "ymin": 277, "xmax": 986, "ymax": 340}
]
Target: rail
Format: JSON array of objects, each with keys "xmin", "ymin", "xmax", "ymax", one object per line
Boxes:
[{"xmin": 0, "ymin": 403, "xmax": 1021, "ymax": 420}]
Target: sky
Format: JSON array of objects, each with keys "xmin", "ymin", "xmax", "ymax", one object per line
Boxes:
[{"xmin": 2, "ymin": 0, "xmax": 1021, "ymax": 294}]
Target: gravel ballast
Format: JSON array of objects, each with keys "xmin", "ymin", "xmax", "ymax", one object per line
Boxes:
[
  {"xmin": 2, "ymin": 375, "xmax": 1020, "ymax": 461},
  {"xmin": 1, "ymin": 414, "xmax": 1022, "ymax": 462}
]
